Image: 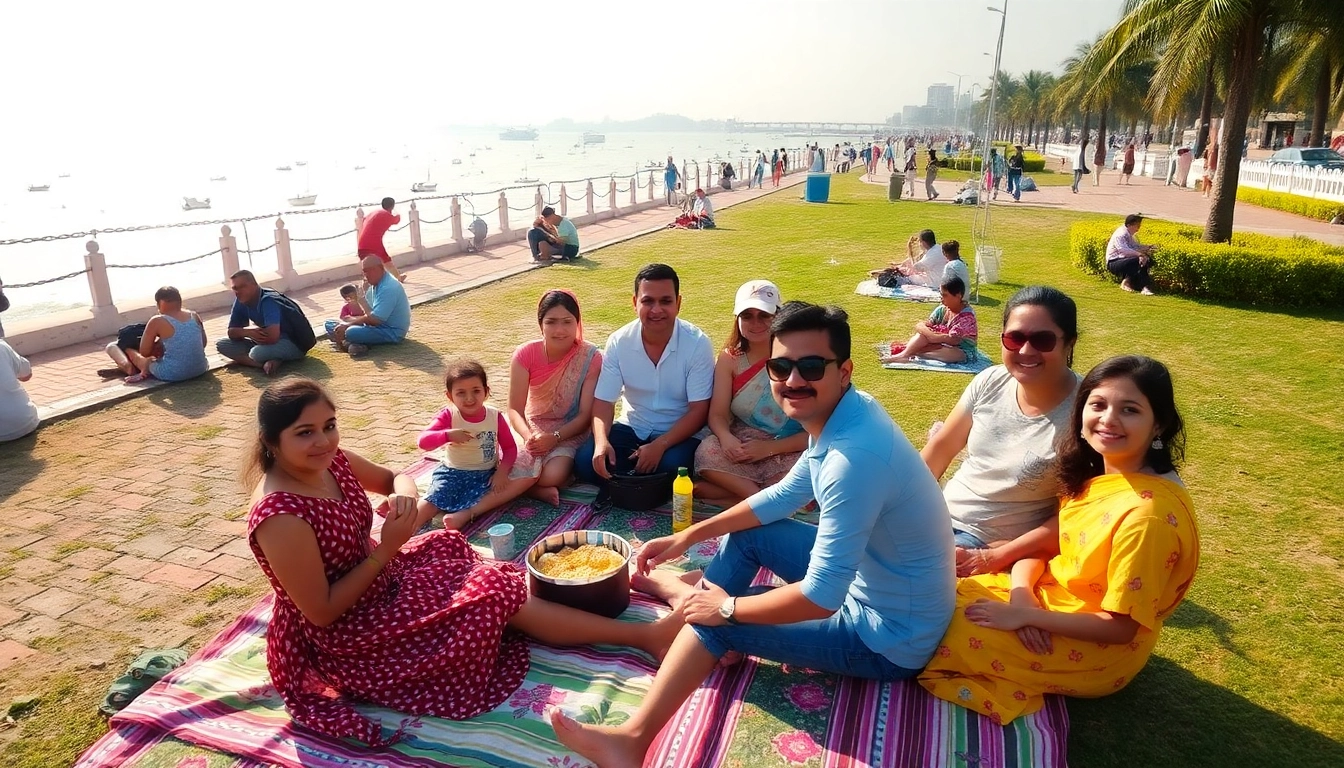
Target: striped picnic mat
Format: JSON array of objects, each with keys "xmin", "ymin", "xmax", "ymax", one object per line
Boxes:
[{"xmin": 76, "ymin": 459, "xmax": 1069, "ymax": 768}]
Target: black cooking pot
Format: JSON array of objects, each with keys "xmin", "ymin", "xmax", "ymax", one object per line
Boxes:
[
  {"xmin": 526, "ymin": 530, "xmax": 632, "ymax": 618},
  {"xmin": 607, "ymin": 472, "xmax": 672, "ymax": 511}
]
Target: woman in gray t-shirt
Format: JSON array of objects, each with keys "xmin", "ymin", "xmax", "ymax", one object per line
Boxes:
[{"xmin": 922, "ymin": 287, "xmax": 1081, "ymax": 575}]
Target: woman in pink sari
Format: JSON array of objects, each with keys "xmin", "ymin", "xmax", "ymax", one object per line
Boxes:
[{"xmin": 507, "ymin": 290, "xmax": 602, "ymax": 506}]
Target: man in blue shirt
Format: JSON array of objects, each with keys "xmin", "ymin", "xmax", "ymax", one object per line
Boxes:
[
  {"xmin": 323, "ymin": 256, "xmax": 411, "ymax": 356},
  {"xmin": 552, "ymin": 302, "xmax": 956, "ymax": 768},
  {"xmin": 574, "ymin": 263, "xmax": 715, "ymax": 491},
  {"xmin": 216, "ymin": 270, "xmax": 307, "ymax": 375}
]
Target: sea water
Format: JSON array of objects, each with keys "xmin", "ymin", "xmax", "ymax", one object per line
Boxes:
[{"xmin": 0, "ymin": 127, "xmax": 858, "ymax": 322}]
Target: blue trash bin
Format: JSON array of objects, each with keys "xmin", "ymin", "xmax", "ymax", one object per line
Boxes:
[{"xmin": 804, "ymin": 173, "xmax": 831, "ymax": 203}]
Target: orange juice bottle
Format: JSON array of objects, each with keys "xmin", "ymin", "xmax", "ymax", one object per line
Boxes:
[{"xmin": 672, "ymin": 467, "xmax": 694, "ymax": 533}]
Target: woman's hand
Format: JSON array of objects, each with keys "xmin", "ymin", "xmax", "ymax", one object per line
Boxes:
[
  {"xmin": 719, "ymin": 435, "xmax": 745, "ymax": 463},
  {"xmin": 955, "ymin": 547, "xmax": 1004, "ymax": 577},
  {"xmin": 1009, "ymin": 589, "xmax": 1053, "ymax": 655},
  {"xmin": 635, "ymin": 535, "xmax": 688, "ymax": 574},
  {"xmin": 445, "ymin": 429, "xmax": 475, "ymax": 444},
  {"xmin": 379, "ymin": 499, "xmax": 417, "ymax": 552},
  {"xmin": 964, "ymin": 598, "xmax": 1032, "ymax": 632},
  {"xmin": 488, "ymin": 468, "xmax": 510, "ymax": 496},
  {"xmin": 681, "ymin": 580, "xmax": 730, "ymax": 627},
  {"xmin": 735, "ymin": 440, "xmax": 776, "ymax": 463}
]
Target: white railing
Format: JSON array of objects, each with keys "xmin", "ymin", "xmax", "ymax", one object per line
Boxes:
[{"xmin": 1237, "ymin": 160, "xmax": 1344, "ymax": 203}]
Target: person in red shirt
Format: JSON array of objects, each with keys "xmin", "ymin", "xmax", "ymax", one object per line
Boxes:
[{"xmin": 357, "ymin": 197, "xmax": 406, "ymax": 283}]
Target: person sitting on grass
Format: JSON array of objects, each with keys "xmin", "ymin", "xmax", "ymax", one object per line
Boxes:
[
  {"xmin": 0, "ymin": 339, "xmax": 38, "ymax": 443},
  {"xmin": 216, "ymin": 270, "xmax": 309, "ymax": 376},
  {"xmin": 919, "ymin": 355, "xmax": 1198, "ymax": 724},
  {"xmin": 324, "ymin": 256, "xmax": 411, "ymax": 357},
  {"xmin": 338, "ymin": 284, "xmax": 360, "ymax": 320},
  {"xmin": 882, "ymin": 276, "xmax": 978, "ymax": 364},
  {"xmin": 417, "ymin": 360, "xmax": 538, "ymax": 531},
  {"xmin": 693, "ymin": 280, "xmax": 806, "ymax": 506},
  {"xmin": 940, "ymin": 239, "xmax": 970, "ymax": 289},
  {"xmin": 691, "ymin": 188, "xmax": 715, "ymax": 228},
  {"xmin": 870, "ymin": 229, "xmax": 943, "ymax": 287},
  {"xmin": 245, "ymin": 377, "xmax": 680, "ymax": 747},
  {"xmin": 1105, "ymin": 213, "xmax": 1158, "ymax": 295},
  {"xmin": 551, "ymin": 302, "xmax": 955, "ymax": 767},
  {"xmin": 104, "ymin": 286, "xmax": 208, "ymax": 384},
  {"xmin": 527, "ymin": 207, "xmax": 580, "ymax": 263}
]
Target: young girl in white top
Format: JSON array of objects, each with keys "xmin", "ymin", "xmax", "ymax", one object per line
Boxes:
[{"xmin": 417, "ymin": 360, "xmax": 536, "ymax": 530}]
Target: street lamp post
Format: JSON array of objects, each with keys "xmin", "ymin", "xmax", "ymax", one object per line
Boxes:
[
  {"xmin": 968, "ymin": 82, "xmax": 982, "ymax": 139},
  {"xmin": 948, "ymin": 71, "xmax": 963, "ymax": 136},
  {"xmin": 977, "ymin": 2, "xmax": 1008, "ymax": 251}
]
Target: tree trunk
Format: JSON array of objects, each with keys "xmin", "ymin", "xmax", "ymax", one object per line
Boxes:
[
  {"xmin": 1205, "ymin": 17, "xmax": 1265, "ymax": 243},
  {"xmin": 1308, "ymin": 61, "xmax": 1330, "ymax": 147},
  {"xmin": 1194, "ymin": 56, "xmax": 1216, "ymax": 156},
  {"xmin": 1027, "ymin": 117, "xmax": 1036, "ymax": 146},
  {"xmin": 1094, "ymin": 104, "xmax": 1109, "ymax": 167}
]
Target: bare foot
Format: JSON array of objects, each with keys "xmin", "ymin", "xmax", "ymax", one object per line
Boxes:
[
  {"xmin": 442, "ymin": 510, "xmax": 474, "ymax": 531},
  {"xmin": 262, "ymin": 359, "xmax": 280, "ymax": 376},
  {"xmin": 527, "ymin": 485, "xmax": 561, "ymax": 506},
  {"xmin": 630, "ymin": 569, "xmax": 701, "ymax": 611},
  {"xmin": 549, "ymin": 710, "xmax": 647, "ymax": 768},
  {"xmin": 718, "ymin": 651, "xmax": 744, "ymax": 668}
]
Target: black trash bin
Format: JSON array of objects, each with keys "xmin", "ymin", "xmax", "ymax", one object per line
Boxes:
[{"xmin": 888, "ymin": 174, "xmax": 904, "ymax": 201}]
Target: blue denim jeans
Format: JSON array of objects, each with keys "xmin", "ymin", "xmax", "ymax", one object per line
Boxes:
[
  {"xmin": 689, "ymin": 520, "xmax": 921, "ymax": 682},
  {"xmin": 952, "ymin": 528, "xmax": 988, "ymax": 549},
  {"xmin": 215, "ymin": 337, "xmax": 306, "ymax": 364},
  {"xmin": 573, "ymin": 423, "xmax": 699, "ymax": 486},
  {"xmin": 323, "ymin": 320, "xmax": 404, "ymax": 346},
  {"xmin": 1006, "ymin": 170, "xmax": 1022, "ymax": 200}
]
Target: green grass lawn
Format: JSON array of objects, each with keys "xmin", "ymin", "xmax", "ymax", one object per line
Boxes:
[{"xmin": 418, "ymin": 172, "xmax": 1343, "ymax": 766}]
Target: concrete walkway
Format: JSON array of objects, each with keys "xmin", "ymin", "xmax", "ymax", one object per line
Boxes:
[
  {"xmin": 16, "ymin": 173, "xmax": 808, "ymax": 423},
  {"xmin": 860, "ymin": 163, "xmax": 1344, "ymax": 245}
]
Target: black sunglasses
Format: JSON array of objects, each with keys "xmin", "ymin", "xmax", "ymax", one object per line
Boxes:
[
  {"xmin": 1000, "ymin": 330, "xmax": 1060, "ymax": 353},
  {"xmin": 766, "ymin": 356, "xmax": 839, "ymax": 382}
]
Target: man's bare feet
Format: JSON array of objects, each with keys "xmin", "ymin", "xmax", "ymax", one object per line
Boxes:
[
  {"xmin": 549, "ymin": 710, "xmax": 646, "ymax": 768},
  {"xmin": 262, "ymin": 360, "xmax": 280, "ymax": 376},
  {"xmin": 630, "ymin": 569, "xmax": 701, "ymax": 611},
  {"xmin": 527, "ymin": 485, "xmax": 561, "ymax": 506}
]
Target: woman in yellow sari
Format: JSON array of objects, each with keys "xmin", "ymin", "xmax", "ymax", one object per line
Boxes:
[
  {"xmin": 506, "ymin": 290, "xmax": 602, "ymax": 506},
  {"xmin": 920, "ymin": 355, "xmax": 1199, "ymax": 724}
]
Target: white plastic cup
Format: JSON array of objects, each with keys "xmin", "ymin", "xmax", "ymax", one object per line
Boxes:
[{"xmin": 488, "ymin": 523, "xmax": 515, "ymax": 560}]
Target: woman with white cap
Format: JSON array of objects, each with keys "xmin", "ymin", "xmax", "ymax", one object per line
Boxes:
[{"xmin": 693, "ymin": 280, "xmax": 807, "ymax": 505}]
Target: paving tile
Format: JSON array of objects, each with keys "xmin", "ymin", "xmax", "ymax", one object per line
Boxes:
[
  {"xmin": 105, "ymin": 554, "xmax": 159, "ymax": 579},
  {"xmin": 143, "ymin": 563, "xmax": 216, "ymax": 591},
  {"xmin": 212, "ymin": 538, "xmax": 255, "ymax": 560},
  {"xmin": 62, "ymin": 547, "xmax": 120, "ymax": 571},
  {"xmin": 0, "ymin": 604, "xmax": 26, "ymax": 628},
  {"xmin": 200, "ymin": 553, "xmax": 254, "ymax": 577},
  {"xmin": 121, "ymin": 532, "xmax": 191, "ymax": 560},
  {"xmin": 3, "ymin": 614, "xmax": 64, "ymax": 645},
  {"xmin": 19, "ymin": 587, "xmax": 89, "ymax": 619},
  {"xmin": 9, "ymin": 510, "xmax": 61, "ymax": 531},
  {"xmin": 62, "ymin": 600, "xmax": 135, "ymax": 631},
  {"xmin": 0, "ymin": 639, "xmax": 38, "ymax": 672},
  {"xmin": 0, "ymin": 531, "xmax": 47, "ymax": 552},
  {"xmin": 160, "ymin": 546, "xmax": 221, "ymax": 570},
  {"xmin": 0, "ymin": 578, "xmax": 48, "ymax": 603},
  {"xmin": 99, "ymin": 576, "xmax": 160, "ymax": 607}
]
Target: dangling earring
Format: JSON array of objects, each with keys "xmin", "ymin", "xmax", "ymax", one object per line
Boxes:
[
  {"xmin": 1151, "ymin": 437, "xmax": 1164, "ymax": 450},
  {"xmin": 263, "ymin": 446, "xmax": 273, "ymax": 459}
]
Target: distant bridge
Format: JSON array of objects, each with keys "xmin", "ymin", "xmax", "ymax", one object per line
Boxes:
[{"xmin": 728, "ymin": 120, "xmax": 892, "ymax": 134}]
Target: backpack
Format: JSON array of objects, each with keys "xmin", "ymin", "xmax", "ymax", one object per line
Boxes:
[{"xmin": 261, "ymin": 288, "xmax": 316, "ymax": 352}]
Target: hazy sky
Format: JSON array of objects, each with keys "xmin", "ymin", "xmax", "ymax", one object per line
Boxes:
[{"xmin": 3, "ymin": 0, "xmax": 1123, "ymax": 148}]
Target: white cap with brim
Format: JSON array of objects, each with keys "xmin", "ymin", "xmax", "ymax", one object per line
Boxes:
[{"xmin": 734, "ymin": 280, "xmax": 782, "ymax": 315}]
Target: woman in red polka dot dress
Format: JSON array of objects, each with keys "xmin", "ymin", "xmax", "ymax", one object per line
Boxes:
[{"xmin": 245, "ymin": 378, "xmax": 679, "ymax": 746}]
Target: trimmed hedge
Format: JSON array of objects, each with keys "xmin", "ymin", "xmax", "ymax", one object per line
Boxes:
[
  {"xmin": 944, "ymin": 153, "xmax": 1046, "ymax": 173},
  {"xmin": 1235, "ymin": 187, "xmax": 1344, "ymax": 223},
  {"xmin": 1070, "ymin": 219, "xmax": 1344, "ymax": 308}
]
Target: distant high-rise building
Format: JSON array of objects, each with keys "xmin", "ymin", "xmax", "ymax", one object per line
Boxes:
[{"xmin": 927, "ymin": 84, "xmax": 955, "ymax": 112}]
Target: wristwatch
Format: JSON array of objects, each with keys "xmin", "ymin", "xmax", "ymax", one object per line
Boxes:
[
  {"xmin": 552, "ymin": 430, "xmax": 562, "ymax": 442},
  {"xmin": 718, "ymin": 596, "xmax": 738, "ymax": 624}
]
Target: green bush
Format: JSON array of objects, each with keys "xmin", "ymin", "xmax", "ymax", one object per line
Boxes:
[
  {"xmin": 944, "ymin": 153, "xmax": 1046, "ymax": 173},
  {"xmin": 1235, "ymin": 187, "xmax": 1344, "ymax": 223},
  {"xmin": 1070, "ymin": 219, "xmax": 1344, "ymax": 308}
]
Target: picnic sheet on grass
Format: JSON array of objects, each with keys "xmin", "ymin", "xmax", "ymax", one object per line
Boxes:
[
  {"xmin": 79, "ymin": 457, "xmax": 1069, "ymax": 768},
  {"xmin": 855, "ymin": 279, "xmax": 941, "ymax": 302},
  {"xmin": 876, "ymin": 341, "xmax": 994, "ymax": 375}
]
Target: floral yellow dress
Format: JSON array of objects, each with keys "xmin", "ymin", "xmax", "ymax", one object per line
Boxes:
[{"xmin": 919, "ymin": 473, "xmax": 1199, "ymax": 724}]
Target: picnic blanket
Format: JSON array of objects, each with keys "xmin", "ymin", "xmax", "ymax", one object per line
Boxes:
[
  {"xmin": 78, "ymin": 458, "xmax": 1069, "ymax": 768},
  {"xmin": 854, "ymin": 279, "xmax": 941, "ymax": 302},
  {"xmin": 877, "ymin": 342, "xmax": 994, "ymax": 375}
]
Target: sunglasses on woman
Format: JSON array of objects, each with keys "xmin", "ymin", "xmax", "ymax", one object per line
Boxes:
[
  {"xmin": 766, "ymin": 356, "xmax": 839, "ymax": 382},
  {"xmin": 1000, "ymin": 330, "xmax": 1060, "ymax": 353}
]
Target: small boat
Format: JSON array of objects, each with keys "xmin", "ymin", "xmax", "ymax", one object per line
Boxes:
[
  {"xmin": 58, "ymin": 173, "xmax": 71, "ymax": 178},
  {"xmin": 535, "ymin": 154, "xmax": 545, "ymax": 160},
  {"xmin": 468, "ymin": 152, "xmax": 475, "ymax": 157},
  {"xmin": 28, "ymin": 184, "xmax": 50, "ymax": 192},
  {"xmin": 645, "ymin": 161, "xmax": 664, "ymax": 169},
  {"xmin": 515, "ymin": 177, "xmax": 539, "ymax": 184},
  {"xmin": 484, "ymin": 145, "xmax": 493, "ymax": 150},
  {"xmin": 353, "ymin": 165, "xmax": 365, "ymax": 171},
  {"xmin": 411, "ymin": 166, "xmax": 437, "ymax": 193},
  {"xmin": 210, "ymin": 175, "xmax": 227, "ymax": 182},
  {"xmin": 499, "ymin": 127, "xmax": 539, "ymax": 141},
  {"xmin": 295, "ymin": 160, "xmax": 307, "ymax": 166},
  {"xmin": 583, "ymin": 131, "xmax": 606, "ymax": 145},
  {"xmin": 276, "ymin": 165, "xmax": 292, "ymax": 171},
  {"xmin": 182, "ymin": 197, "xmax": 211, "ymax": 210},
  {"xmin": 451, "ymin": 158, "xmax": 463, "ymax": 165},
  {"xmin": 288, "ymin": 194, "xmax": 318, "ymax": 207}
]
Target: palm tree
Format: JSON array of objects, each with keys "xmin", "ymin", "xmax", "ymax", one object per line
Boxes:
[
  {"xmin": 1019, "ymin": 70, "xmax": 1055, "ymax": 146},
  {"xmin": 1269, "ymin": 23, "xmax": 1344, "ymax": 146},
  {"xmin": 1078, "ymin": 0, "xmax": 1338, "ymax": 243}
]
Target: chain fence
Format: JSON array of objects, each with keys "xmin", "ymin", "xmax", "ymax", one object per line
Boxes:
[{"xmin": 106, "ymin": 248, "xmax": 223, "ymax": 270}]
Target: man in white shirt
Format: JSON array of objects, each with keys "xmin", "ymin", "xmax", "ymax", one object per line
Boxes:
[
  {"xmin": 0, "ymin": 340, "xmax": 39, "ymax": 442},
  {"xmin": 868, "ymin": 229, "xmax": 943, "ymax": 287},
  {"xmin": 691, "ymin": 188, "xmax": 715, "ymax": 228},
  {"xmin": 575, "ymin": 263, "xmax": 715, "ymax": 491}
]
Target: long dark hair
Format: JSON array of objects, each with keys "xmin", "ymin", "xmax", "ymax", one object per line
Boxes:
[
  {"xmin": 1003, "ymin": 286, "xmax": 1079, "ymax": 367},
  {"xmin": 1056, "ymin": 355, "xmax": 1186, "ymax": 497},
  {"xmin": 243, "ymin": 377, "xmax": 336, "ymax": 486},
  {"xmin": 537, "ymin": 289, "xmax": 580, "ymax": 326}
]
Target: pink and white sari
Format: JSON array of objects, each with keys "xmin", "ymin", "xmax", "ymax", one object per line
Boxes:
[{"xmin": 509, "ymin": 337, "xmax": 601, "ymax": 477}]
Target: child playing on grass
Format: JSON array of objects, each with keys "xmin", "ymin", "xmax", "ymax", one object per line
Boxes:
[
  {"xmin": 882, "ymin": 276, "xmax": 978, "ymax": 364},
  {"xmin": 338, "ymin": 284, "xmax": 359, "ymax": 320},
  {"xmin": 417, "ymin": 360, "xmax": 537, "ymax": 531}
]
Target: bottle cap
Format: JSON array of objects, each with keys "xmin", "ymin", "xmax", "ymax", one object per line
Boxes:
[{"xmin": 676, "ymin": 467, "xmax": 689, "ymax": 476}]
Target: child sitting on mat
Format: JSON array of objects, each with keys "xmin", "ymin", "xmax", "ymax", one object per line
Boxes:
[
  {"xmin": 417, "ymin": 360, "xmax": 537, "ymax": 530},
  {"xmin": 882, "ymin": 276, "xmax": 978, "ymax": 364}
]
